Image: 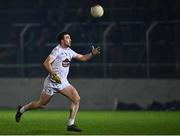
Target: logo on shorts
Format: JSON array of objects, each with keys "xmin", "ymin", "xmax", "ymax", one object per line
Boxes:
[{"xmin": 62, "ymin": 58, "xmax": 70, "ymax": 67}]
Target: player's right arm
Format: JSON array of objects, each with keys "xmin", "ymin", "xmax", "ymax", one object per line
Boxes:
[{"xmin": 43, "ymin": 55, "xmax": 61, "ymax": 83}]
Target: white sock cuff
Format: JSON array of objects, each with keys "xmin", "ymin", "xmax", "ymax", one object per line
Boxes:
[
  {"xmin": 20, "ymin": 106, "xmax": 25, "ymax": 113},
  {"xmin": 68, "ymin": 118, "xmax": 75, "ymax": 126}
]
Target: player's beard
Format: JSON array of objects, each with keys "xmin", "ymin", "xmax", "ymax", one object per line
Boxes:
[
  {"xmin": 65, "ymin": 42, "xmax": 71, "ymax": 47},
  {"xmin": 61, "ymin": 42, "xmax": 71, "ymax": 48}
]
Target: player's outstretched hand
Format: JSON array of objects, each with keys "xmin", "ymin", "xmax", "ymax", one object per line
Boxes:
[
  {"xmin": 91, "ymin": 46, "xmax": 101, "ymax": 56},
  {"xmin": 52, "ymin": 73, "xmax": 61, "ymax": 83}
]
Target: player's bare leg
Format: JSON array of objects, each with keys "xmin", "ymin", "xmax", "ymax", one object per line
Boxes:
[
  {"xmin": 59, "ymin": 85, "xmax": 81, "ymax": 132},
  {"xmin": 15, "ymin": 91, "xmax": 52, "ymax": 122}
]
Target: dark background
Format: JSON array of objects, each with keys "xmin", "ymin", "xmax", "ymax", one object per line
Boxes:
[{"xmin": 0, "ymin": 0, "xmax": 180, "ymax": 78}]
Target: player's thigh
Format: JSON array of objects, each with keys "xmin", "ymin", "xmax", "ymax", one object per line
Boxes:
[
  {"xmin": 39, "ymin": 91, "xmax": 53, "ymax": 105},
  {"xmin": 59, "ymin": 85, "xmax": 80, "ymax": 102}
]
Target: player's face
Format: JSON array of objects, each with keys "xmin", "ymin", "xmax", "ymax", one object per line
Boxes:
[{"xmin": 62, "ymin": 34, "xmax": 72, "ymax": 47}]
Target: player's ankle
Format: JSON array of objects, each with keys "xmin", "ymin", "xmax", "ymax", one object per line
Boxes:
[
  {"xmin": 20, "ymin": 106, "xmax": 25, "ymax": 113},
  {"xmin": 68, "ymin": 118, "xmax": 75, "ymax": 126}
]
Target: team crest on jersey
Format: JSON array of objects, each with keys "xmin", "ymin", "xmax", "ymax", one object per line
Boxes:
[{"xmin": 62, "ymin": 58, "xmax": 70, "ymax": 67}]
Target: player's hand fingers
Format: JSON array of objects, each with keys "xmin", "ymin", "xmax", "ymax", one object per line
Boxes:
[
  {"xmin": 96, "ymin": 46, "xmax": 101, "ymax": 54},
  {"xmin": 55, "ymin": 77, "xmax": 61, "ymax": 83},
  {"xmin": 53, "ymin": 74, "xmax": 61, "ymax": 83},
  {"xmin": 97, "ymin": 46, "xmax": 100, "ymax": 51},
  {"xmin": 91, "ymin": 45, "xmax": 101, "ymax": 55}
]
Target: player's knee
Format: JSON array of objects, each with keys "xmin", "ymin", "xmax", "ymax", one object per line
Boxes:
[
  {"xmin": 76, "ymin": 95, "xmax": 81, "ymax": 102},
  {"xmin": 38, "ymin": 103, "xmax": 46, "ymax": 109},
  {"xmin": 40, "ymin": 104, "xmax": 46, "ymax": 109},
  {"xmin": 74, "ymin": 96, "xmax": 80, "ymax": 104},
  {"xmin": 37, "ymin": 101, "xmax": 47, "ymax": 108}
]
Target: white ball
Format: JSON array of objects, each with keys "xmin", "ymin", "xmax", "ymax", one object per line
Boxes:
[{"xmin": 90, "ymin": 5, "xmax": 104, "ymax": 18}]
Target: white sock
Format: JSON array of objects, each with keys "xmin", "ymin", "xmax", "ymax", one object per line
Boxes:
[
  {"xmin": 20, "ymin": 106, "xmax": 25, "ymax": 113},
  {"xmin": 68, "ymin": 118, "xmax": 75, "ymax": 126}
]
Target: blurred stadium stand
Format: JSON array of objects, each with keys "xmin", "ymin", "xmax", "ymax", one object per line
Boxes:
[
  {"xmin": 0, "ymin": 0, "xmax": 180, "ymax": 78},
  {"xmin": 115, "ymin": 100, "xmax": 180, "ymax": 111}
]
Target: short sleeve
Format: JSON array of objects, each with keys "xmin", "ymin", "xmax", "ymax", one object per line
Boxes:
[
  {"xmin": 70, "ymin": 49, "xmax": 78, "ymax": 58},
  {"xmin": 49, "ymin": 46, "xmax": 59, "ymax": 59}
]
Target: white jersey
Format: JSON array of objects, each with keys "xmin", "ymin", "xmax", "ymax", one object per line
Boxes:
[{"xmin": 48, "ymin": 44, "xmax": 78, "ymax": 82}]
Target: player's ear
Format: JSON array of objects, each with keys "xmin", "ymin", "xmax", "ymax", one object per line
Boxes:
[{"xmin": 61, "ymin": 39, "xmax": 64, "ymax": 44}]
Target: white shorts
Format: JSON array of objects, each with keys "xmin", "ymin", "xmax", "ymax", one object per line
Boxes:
[{"xmin": 42, "ymin": 76, "xmax": 71, "ymax": 96}]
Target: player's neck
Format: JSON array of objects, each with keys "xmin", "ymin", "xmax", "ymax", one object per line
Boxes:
[{"xmin": 60, "ymin": 44, "xmax": 69, "ymax": 49}]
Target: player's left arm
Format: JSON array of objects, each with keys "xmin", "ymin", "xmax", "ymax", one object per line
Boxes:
[
  {"xmin": 75, "ymin": 46, "xmax": 101, "ymax": 62},
  {"xmin": 75, "ymin": 53, "xmax": 93, "ymax": 62}
]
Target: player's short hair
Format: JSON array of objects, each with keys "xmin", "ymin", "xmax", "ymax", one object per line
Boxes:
[{"xmin": 56, "ymin": 31, "xmax": 70, "ymax": 43}]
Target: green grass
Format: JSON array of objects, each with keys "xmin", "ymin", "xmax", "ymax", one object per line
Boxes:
[{"xmin": 0, "ymin": 110, "xmax": 180, "ymax": 135}]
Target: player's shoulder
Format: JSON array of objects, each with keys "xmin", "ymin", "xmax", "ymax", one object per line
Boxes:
[
  {"xmin": 52, "ymin": 44, "xmax": 61, "ymax": 52},
  {"xmin": 68, "ymin": 47, "xmax": 77, "ymax": 52},
  {"xmin": 67, "ymin": 47, "xmax": 73, "ymax": 52}
]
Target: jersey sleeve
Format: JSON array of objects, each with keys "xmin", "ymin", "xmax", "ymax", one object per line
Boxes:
[
  {"xmin": 49, "ymin": 46, "xmax": 59, "ymax": 60},
  {"xmin": 70, "ymin": 49, "xmax": 79, "ymax": 58}
]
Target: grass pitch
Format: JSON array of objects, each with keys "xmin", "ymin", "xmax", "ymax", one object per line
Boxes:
[{"xmin": 0, "ymin": 110, "xmax": 180, "ymax": 135}]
